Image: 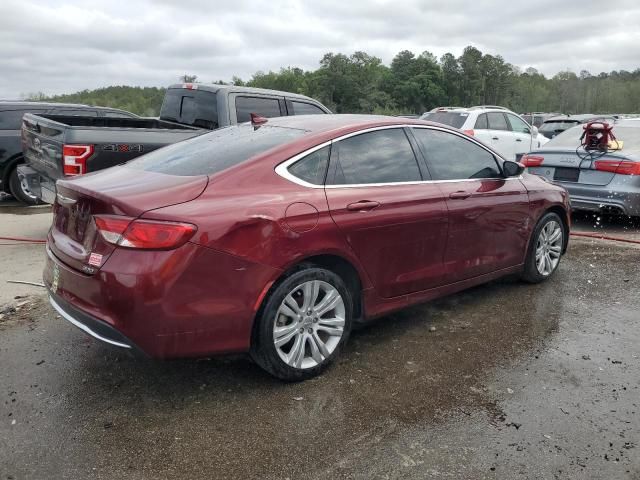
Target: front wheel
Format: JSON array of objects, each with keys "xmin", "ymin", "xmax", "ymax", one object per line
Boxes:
[
  {"xmin": 9, "ymin": 166, "xmax": 42, "ymax": 206},
  {"xmin": 521, "ymin": 212, "xmax": 566, "ymax": 283},
  {"xmin": 251, "ymin": 267, "xmax": 353, "ymax": 381}
]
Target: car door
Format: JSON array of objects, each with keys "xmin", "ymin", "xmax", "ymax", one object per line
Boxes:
[
  {"xmin": 486, "ymin": 112, "xmax": 514, "ymax": 160},
  {"xmin": 324, "ymin": 127, "xmax": 449, "ymax": 298},
  {"xmin": 506, "ymin": 113, "xmax": 534, "ymax": 160},
  {"xmin": 411, "ymin": 126, "xmax": 530, "ymax": 283}
]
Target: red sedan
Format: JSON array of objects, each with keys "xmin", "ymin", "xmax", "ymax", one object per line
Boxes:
[{"xmin": 44, "ymin": 114, "xmax": 570, "ymax": 380}]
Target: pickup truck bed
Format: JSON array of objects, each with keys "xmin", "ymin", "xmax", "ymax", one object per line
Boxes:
[{"xmin": 20, "ymin": 113, "xmax": 203, "ymax": 203}]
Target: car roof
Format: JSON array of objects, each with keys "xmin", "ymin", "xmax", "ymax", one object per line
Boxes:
[
  {"xmin": 544, "ymin": 114, "xmax": 617, "ymax": 123},
  {"xmin": 166, "ymin": 83, "xmax": 321, "ymax": 103},
  {"xmin": 260, "ymin": 114, "xmax": 438, "ymax": 135}
]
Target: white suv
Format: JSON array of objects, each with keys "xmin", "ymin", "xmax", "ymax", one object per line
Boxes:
[{"xmin": 421, "ymin": 106, "xmax": 549, "ymax": 161}]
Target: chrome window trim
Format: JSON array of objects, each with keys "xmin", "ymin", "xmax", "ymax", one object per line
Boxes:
[{"xmin": 275, "ymin": 124, "xmax": 512, "ymax": 189}]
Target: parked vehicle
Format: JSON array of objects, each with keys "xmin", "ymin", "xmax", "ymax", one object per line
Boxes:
[
  {"xmin": 0, "ymin": 101, "xmax": 137, "ymax": 205},
  {"xmin": 538, "ymin": 114, "xmax": 618, "ymax": 140},
  {"xmin": 44, "ymin": 114, "xmax": 570, "ymax": 381},
  {"xmin": 419, "ymin": 106, "xmax": 548, "ymax": 161},
  {"xmin": 522, "ymin": 119, "xmax": 640, "ymax": 217},
  {"xmin": 521, "ymin": 112, "xmax": 562, "ymax": 128},
  {"xmin": 19, "ymin": 84, "xmax": 331, "ymax": 204}
]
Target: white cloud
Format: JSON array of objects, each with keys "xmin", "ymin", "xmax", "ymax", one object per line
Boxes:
[{"xmin": 1, "ymin": 0, "xmax": 639, "ymax": 97}]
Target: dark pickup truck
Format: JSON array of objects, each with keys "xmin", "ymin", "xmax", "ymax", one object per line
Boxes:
[{"xmin": 20, "ymin": 84, "xmax": 330, "ymax": 203}]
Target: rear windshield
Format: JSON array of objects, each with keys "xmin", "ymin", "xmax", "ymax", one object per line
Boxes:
[
  {"xmin": 160, "ymin": 88, "xmax": 218, "ymax": 129},
  {"xmin": 539, "ymin": 120, "xmax": 579, "ymax": 133},
  {"xmin": 422, "ymin": 112, "xmax": 468, "ymax": 129},
  {"xmin": 542, "ymin": 124, "xmax": 640, "ymax": 152},
  {"xmin": 0, "ymin": 109, "xmax": 45, "ymax": 129},
  {"xmin": 127, "ymin": 124, "xmax": 307, "ymax": 176}
]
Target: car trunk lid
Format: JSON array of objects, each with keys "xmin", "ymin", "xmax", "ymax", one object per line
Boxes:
[
  {"xmin": 524, "ymin": 150, "xmax": 619, "ymax": 186},
  {"xmin": 49, "ymin": 166, "xmax": 208, "ymax": 273}
]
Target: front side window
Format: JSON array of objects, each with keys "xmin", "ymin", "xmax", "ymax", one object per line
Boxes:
[
  {"xmin": 236, "ymin": 96, "xmax": 282, "ymax": 123},
  {"xmin": 487, "ymin": 112, "xmax": 509, "ymax": 131},
  {"xmin": 507, "ymin": 114, "xmax": 531, "ymax": 134},
  {"xmin": 412, "ymin": 128, "xmax": 502, "ymax": 181},
  {"xmin": 330, "ymin": 128, "xmax": 422, "ymax": 185},
  {"xmin": 287, "ymin": 146, "xmax": 330, "ymax": 185},
  {"xmin": 291, "ymin": 101, "xmax": 326, "ymax": 115}
]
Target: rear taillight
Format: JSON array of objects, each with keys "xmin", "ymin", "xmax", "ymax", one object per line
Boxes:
[
  {"xmin": 594, "ymin": 159, "xmax": 640, "ymax": 175},
  {"xmin": 463, "ymin": 129, "xmax": 474, "ymax": 136},
  {"xmin": 63, "ymin": 144, "xmax": 94, "ymax": 176},
  {"xmin": 520, "ymin": 154, "xmax": 544, "ymax": 167},
  {"xmin": 94, "ymin": 215, "xmax": 197, "ymax": 250}
]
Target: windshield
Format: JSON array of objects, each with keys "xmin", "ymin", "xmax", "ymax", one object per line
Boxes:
[
  {"xmin": 160, "ymin": 88, "xmax": 219, "ymax": 129},
  {"xmin": 127, "ymin": 124, "xmax": 307, "ymax": 176},
  {"xmin": 422, "ymin": 111, "xmax": 469, "ymax": 129},
  {"xmin": 542, "ymin": 124, "xmax": 640, "ymax": 153}
]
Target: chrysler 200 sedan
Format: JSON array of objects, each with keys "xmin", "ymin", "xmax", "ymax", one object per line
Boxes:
[{"xmin": 44, "ymin": 114, "xmax": 570, "ymax": 380}]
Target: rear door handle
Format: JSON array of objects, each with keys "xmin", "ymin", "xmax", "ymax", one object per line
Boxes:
[
  {"xmin": 449, "ymin": 191, "xmax": 471, "ymax": 200},
  {"xmin": 516, "ymin": 138, "xmax": 523, "ymax": 142},
  {"xmin": 346, "ymin": 200, "xmax": 380, "ymax": 212},
  {"xmin": 492, "ymin": 137, "xmax": 499, "ymax": 140}
]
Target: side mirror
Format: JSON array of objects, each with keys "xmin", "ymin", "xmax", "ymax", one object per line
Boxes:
[
  {"xmin": 531, "ymin": 126, "xmax": 539, "ymax": 136},
  {"xmin": 503, "ymin": 160, "xmax": 525, "ymax": 177}
]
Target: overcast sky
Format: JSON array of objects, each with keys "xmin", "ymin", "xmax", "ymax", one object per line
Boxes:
[{"xmin": 1, "ymin": 0, "xmax": 639, "ymax": 98}]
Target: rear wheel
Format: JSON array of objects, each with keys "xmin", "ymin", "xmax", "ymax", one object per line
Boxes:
[
  {"xmin": 9, "ymin": 165, "xmax": 42, "ymax": 206},
  {"xmin": 521, "ymin": 212, "xmax": 565, "ymax": 283},
  {"xmin": 251, "ymin": 267, "xmax": 352, "ymax": 381}
]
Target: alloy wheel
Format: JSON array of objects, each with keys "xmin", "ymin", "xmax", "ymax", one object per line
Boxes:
[
  {"xmin": 535, "ymin": 220, "xmax": 563, "ymax": 276},
  {"xmin": 273, "ymin": 280, "xmax": 345, "ymax": 369}
]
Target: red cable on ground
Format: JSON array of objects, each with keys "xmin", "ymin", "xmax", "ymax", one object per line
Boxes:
[
  {"xmin": 570, "ymin": 232, "xmax": 640, "ymax": 245},
  {"xmin": 0, "ymin": 236, "xmax": 47, "ymax": 244}
]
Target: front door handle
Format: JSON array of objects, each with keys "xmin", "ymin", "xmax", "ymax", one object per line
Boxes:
[
  {"xmin": 449, "ymin": 191, "xmax": 471, "ymax": 200},
  {"xmin": 516, "ymin": 138, "xmax": 523, "ymax": 142},
  {"xmin": 346, "ymin": 200, "xmax": 380, "ymax": 212},
  {"xmin": 492, "ymin": 136, "xmax": 499, "ymax": 140}
]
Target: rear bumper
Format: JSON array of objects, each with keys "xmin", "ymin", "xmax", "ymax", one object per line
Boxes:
[
  {"xmin": 16, "ymin": 164, "xmax": 56, "ymax": 204},
  {"xmin": 44, "ymin": 241, "xmax": 281, "ymax": 359},
  {"xmin": 562, "ymin": 187, "xmax": 640, "ymax": 216},
  {"xmin": 49, "ymin": 292, "xmax": 142, "ymax": 353}
]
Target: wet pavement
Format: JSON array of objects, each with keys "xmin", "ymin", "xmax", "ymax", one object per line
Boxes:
[{"xmin": 1, "ymin": 229, "xmax": 639, "ymax": 478}]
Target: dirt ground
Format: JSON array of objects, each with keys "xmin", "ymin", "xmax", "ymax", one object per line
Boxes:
[{"xmin": 1, "ymin": 196, "xmax": 639, "ymax": 479}]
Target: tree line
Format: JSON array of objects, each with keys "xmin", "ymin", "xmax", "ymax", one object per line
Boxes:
[{"xmin": 30, "ymin": 45, "xmax": 640, "ymax": 116}]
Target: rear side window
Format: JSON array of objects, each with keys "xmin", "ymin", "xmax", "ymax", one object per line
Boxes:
[
  {"xmin": 0, "ymin": 109, "xmax": 45, "ymax": 129},
  {"xmin": 160, "ymin": 89, "xmax": 218, "ymax": 129},
  {"xmin": 128, "ymin": 125, "xmax": 306, "ymax": 176},
  {"xmin": 330, "ymin": 129, "xmax": 422, "ymax": 185},
  {"xmin": 539, "ymin": 121, "xmax": 578, "ymax": 133},
  {"xmin": 487, "ymin": 113, "xmax": 509, "ymax": 131},
  {"xmin": 424, "ymin": 112, "xmax": 469, "ymax": 129},
  {"xmin": 413, "ymin": 128, "xmax": 502, "ymax": 180},
  {"xmin": 236, "ymin": 97, "xmax": 282, "ymax": 123},
  {"xmin": 474, "ymin": 113, "xmax": 488, "ymax": 130},
  {"xmin": 53, "ymin": 109, "xmax": 98, "ymax": 116},
  {"xmin": 287, "ymin": 146, "xmax": 330, "ymax": 185},
  {"xmin": 291, "ymin": 101, "xmax": 326, "ymax": 115}
]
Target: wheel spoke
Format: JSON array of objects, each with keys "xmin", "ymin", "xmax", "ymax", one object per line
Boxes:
[
  {"xmin": 316, "ymin": 290, "xmax": 340, "ymax": 316},
  {"xmin": 544, "ymin": 253, "xmax": 552, "ymax": 274},
  {"xmin": 287, "ymin": 333, "xmax": 305, "ymax": 368},
  {"xmin": 301, "ymin": 281, "xmax": 320, "ymax": 312},
  {"xmin": 312, "ymin": 331, "xmax": 330, "ymax": 358},
  {"xmin": 549, "ymin": 245, "xmax": 562, "ymax": 257},
  {"xmin": 317, "ymin": 316, "xmax": 345, "ymax": 328},
  {"xmin": 274, "ymin": 323, "xmax": 299, "ymax": 347},
  {"xmin": 283, "ymin": 294, "xmax": 301, "ymax": 316},
  {"xmin": 537, "ymin": 255, "xmax": 545, "ymax": 273},
  {"xmin": 548, "ymin": 228, "xmax": 562, "ymax": 244},
  {"xmin": 317, "ymin": 325, "xmax": 343, "ymax": 336}
]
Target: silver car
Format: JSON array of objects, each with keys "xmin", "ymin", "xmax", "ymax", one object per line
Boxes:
[{"xmin": 522, "ymin": 120, "xmax": 640, "ymax": 217}]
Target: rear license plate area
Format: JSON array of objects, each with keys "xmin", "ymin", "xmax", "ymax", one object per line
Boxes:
[{"xmin": 554, "ymin": 167, "xmax": 580, "ymax": 182}]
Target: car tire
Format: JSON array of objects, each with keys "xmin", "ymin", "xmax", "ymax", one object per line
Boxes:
[
  {"xmin": 251, "ymin": 266, "xmax": 353, "ymax": 381},
  {"xmin": 8, "ymin": 165, "xmax": 42, "ymax": 206},
  {"xmin": 521, "ymin": 212, "xmax": 566, "ymax": 283}
]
